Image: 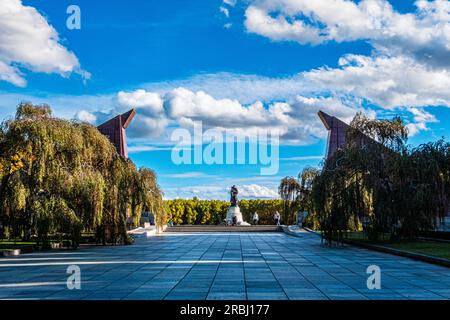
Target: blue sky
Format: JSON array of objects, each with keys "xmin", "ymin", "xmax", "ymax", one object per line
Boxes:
[{"xmin": 1, "ymin": 0, "xmax": 449, "ymax": 199}]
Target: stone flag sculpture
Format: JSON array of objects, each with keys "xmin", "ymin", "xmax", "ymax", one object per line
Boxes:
[
  {"xmin": 318, "ymin": 110, "xmax": 381, "ymax": 160},
  {"xmin": 97, "ymin": 109, "xmax": 136, "ymax": 158}
]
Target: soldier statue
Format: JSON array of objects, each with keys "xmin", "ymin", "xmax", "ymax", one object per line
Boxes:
[{"xmin": 230, "ymin": 185, "xmax": 238, "ymax": 207}]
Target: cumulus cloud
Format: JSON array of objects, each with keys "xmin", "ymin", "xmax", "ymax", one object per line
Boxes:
[
  {"xmin": 245, "ymin": 6, "xmax": 323, "ymax": 44},
  {"xmin": 239, "ymin": 184, "xmax": 279, "ymax": 198},
  {"xmin": 164, "ymin": 87, "xmax": 291, "ymax": 132},
  {"xmin": 115, "ymin": 89, "xmax": 168, "ymax": 138},
  {"xmin": 74, "ymin": 110, "xmax": 96, "ymax": 124},
  {"xmin": 244, "ymin": 0, "xmax": 450, "ymax": 67},
  {"xmin": 142, "ymin": 72, "xmax": 311, "ymax": 105},
  {"xmin": 0, "ymin": 60, "xmax": 26, "ymax": 87},
  {"xmin": 0, "ymin": 0, "xmax": 88, "ymax": 86},
  {"xmin": 164, "ymin": 172, "xmax": 211, "ymax": 178},
  {"xmin": 405, "ymin": 107, "xmax": 438, "ymax": 136},
  {"xmin": 304, "ymin": 54, "xmax": 450, "ymax": 109},
  {"xmin": 89, "ymin": 87, "xmax": 366, "ymax": 145},
  {"xmin": 117, "ymin": 90, "xmax": 164, "ymax": 114},
  {"xmin": 283, "ymin": 94, "xmax": 373, "ymax": 143},
  {"xmin": 163, "ymin": 183, "xmax": 279, "ymax": 200},
  {"xmin": 240, "ymin": 0, "xmax": 450, "ymax": 138},
  {"xmin": 164, "ymin": 185, "xmax": 227, "ymax": 200}
]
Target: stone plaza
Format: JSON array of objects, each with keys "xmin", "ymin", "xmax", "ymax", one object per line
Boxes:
[{"xmin": 0, "ymin": 229, "xmax": 449, "ymax": 300}]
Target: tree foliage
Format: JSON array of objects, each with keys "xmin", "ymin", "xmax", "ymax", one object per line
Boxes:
[
  {"xmin": 276, "ymin": 168, "xmax": 321, "ymax": 226},
  {"xmin": 308, "ymin": 112, "xmax": 449, "ymax": 244},
  {"xmin": 0, "ymin": 103, "xmax": 164, "ymax": 247},
  {"xmin": 164, "ymin": 199, "xmax": 284, "ymax": 225},
  {"xmin": 278, "ymin": 177, "xmax": 300, "ymax": 225}
]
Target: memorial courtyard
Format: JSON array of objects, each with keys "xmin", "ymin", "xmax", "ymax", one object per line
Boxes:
[{"xmin": 0, "ymin": 229, "xmax": 449, "ymax": 300}]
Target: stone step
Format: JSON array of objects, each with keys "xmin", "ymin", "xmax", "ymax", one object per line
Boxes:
[{"xmin": 164, "ymin": 225, "xmax": 282, "ymax": 233}]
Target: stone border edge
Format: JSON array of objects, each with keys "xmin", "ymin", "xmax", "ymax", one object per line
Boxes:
[
  {"xmin": 281, "ymin": 226, "xmax": 303, "ymax": 237},
  {"xmin": 302, "ymin": 227, "xmax": 450, "ymax": 269}
]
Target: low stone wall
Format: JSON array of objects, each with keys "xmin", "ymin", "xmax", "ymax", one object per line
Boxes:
[
  {"xmin": 281, "ymin": 225, "xmax": 303, "ymax": 237},
  {"xmin": 1, "ymin": 249, "xmax": 21, "ymax": 257}
]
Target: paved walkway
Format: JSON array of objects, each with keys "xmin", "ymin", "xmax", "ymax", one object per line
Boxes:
[{"xmin": 0, "ymin": 230, "xmax": 449, "ymax": 300}]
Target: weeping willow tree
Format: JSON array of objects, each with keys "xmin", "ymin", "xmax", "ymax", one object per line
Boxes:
[
  {"xmin": 138, "ymin": 168, "xmax": 165, "ymax": 231},
  {"xmin": 0, "ymin": 103, "xmax": 164, "ymax": 247},
  {"xmin": 311, "ymin": 112, "xmax": 450, "ymax": 244},
  {"xmin": 298, "ymin": 167, "xmax": 321, "ymax": 229},
  {"xmin": 278, "ymin": 177, "xmax": 301, "ymax": 225},
  {"xmin": 277, "ymin": 168, "xmax": 321, "ymax": 227}
]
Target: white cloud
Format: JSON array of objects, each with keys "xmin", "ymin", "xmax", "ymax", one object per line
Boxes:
[
  {"xmin": 304, "ymin": 54, "xmax": 450, "ymax": 109},
  {"xmin": 409, "ymin": 107, "xmax": 437, "ymax": 124},
  {"xmin": 70, "ymin": 84, "xmax": 368, "ymax": 145},
  {"xmin": 0, "ymin": 60, "xmax": 26, "ymax": 87},
  {"xmin": 223, "ymin": 0, "xmax": 237, "ymax": 7},
  {"xmin": 239, "ymin": 184, "xmax": 279, "ymax": 198},
  {"xmin": 115, "ymin": 89, "xmax": 168, "ymax": 138},
  {"xmin": 406, "ymin": 122, "xmax": 427, "ymax": 137},
  {"xmin": 112, "ymin": 87, "xmax": 367, "ymax": 145},
  {"xmin": 405, "ymin": 107, "xmax": 438, "ymax": 136},
  {"xmin": 245, "ymin": 6, "xmax": 323, "ymax": 45},
  {"xmin": 164, "ymin": 172, "xmax": 210, "ymax": 178},
  {"xmin": 244, "ymin": 0, "xmax": 450, "ymax": 67},
  {"xmin": 164, "ymin": 185, "xmax": 227, "ymax": 200},
  {"xmin": 0, "ymin": 0, "xmax": 88, "ymax": 86},
  {"xmin": 117, "ymin": 90, "xmax": 164, "ymax": 114},
  {"xmin": 220, "ymin": 6, "xmax": 230, "ymax": 18},
  {"xmin": 163, "ymin": 183, "xmax": 279, "ymax": 200},
  {"xmin": 74, "ymin": 110, "xmax": 96, "ymax": 124},
  {"xmin": 164, "ymin": 87, "xmax": 291, "ymax": 133},
  {"xmin": 142, "ymin": 72, "xmax": 311, "ymax": 104},
  {"xmin": 239, "ymin": 0, "xmax": 449, "ymax": 138},
  {"xmin": 283, "ymin": 94, "xmax": 372, "ymax": 143}
]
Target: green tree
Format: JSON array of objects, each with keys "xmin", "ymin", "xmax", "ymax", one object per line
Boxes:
[
  {"xmin": 278, "ymin": 177, "xmax": 301, "ymax": 225},
  {"xmin": 0, "ymin": 103, "xmax": 164, "ymax": 247},
  {"xmin": 309, "ymin": 112, "xmax": 449, "ymax": 244}
]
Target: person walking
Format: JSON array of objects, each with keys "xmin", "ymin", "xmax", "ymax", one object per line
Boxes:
[
  {"xmin": 274, "ymin": 211, "xmax": 281, "ymax": 226},
  {"xmin": 296, "ymin": 210, "xmax": 303, "ymax": 228},
  {"xmin": 252, "ymin": 211, "xmax": 259, "ymax": 225}
]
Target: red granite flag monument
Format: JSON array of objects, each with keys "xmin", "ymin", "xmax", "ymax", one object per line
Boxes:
[
  {"xmin": 97, "ymin": 109, "xmax": 136, "ymax": 158},
  {"xmin": 318, "ymin": 110, "xmax": 379, "ymax": 160}
]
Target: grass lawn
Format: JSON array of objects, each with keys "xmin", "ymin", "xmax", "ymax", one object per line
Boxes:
[
  {"xmin": 0, "ymin": 240, "xmax": 36, "ymax": 251},
  {"xmin": 0, "ymin": 237, "xmax": 90, "ymax": 252},
  {"xmin": 384, "ymin": 241, "xmax": 450, "ymax": 260},
  {"xmin": 344, "ymin": 232, "xmax": 450, "ymax": 260}
]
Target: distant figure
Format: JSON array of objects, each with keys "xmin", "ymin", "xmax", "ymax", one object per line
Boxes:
[
  {"xmin": 232, "ymin": 215, "xmax": 237, "ymax": 226},
  {"xmin": 274, "ymin": 211, "xmax": 281, "ymax": 226},
  {"xmin": 252, "ymin": 212, "xmax": 259, "ymax": 225},
  {"xmin": 230, "ymin": 185, "xmax": 239, "ymax": 206},
  {"xmin": 296, "ymin": 210, "xmax": 304, "ymax": 227}
]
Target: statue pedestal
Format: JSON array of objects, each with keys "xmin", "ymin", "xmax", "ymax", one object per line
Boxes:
[{"xmin": 226, "ymin": 205, "xmax": 250, "ymax": 226}]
